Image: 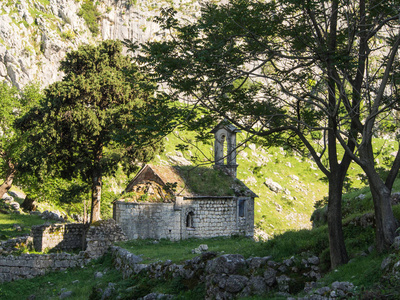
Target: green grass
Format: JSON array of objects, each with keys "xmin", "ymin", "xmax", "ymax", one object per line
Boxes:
[
  {"xmin": 318, "ymin": 252, "xmax": 386, "ymax": 289},
  {"xmin": 0, "ymin": 213, "xmax": 54, "ymax": 240},
  {"xmin": 0, "ymin": 254, "xmax": 206, "ymax": 300},
  {"xmin": 0, "ymin": 255, "xmax": 119, "ymax": 300},
  {"xmin": 153, "ymin": 129, "xmax": 329, "ymax": 236},
  {"xmin": 177, "ymin": 166, "xmax": 236, "ymax": 196},
  {"xmin": 117, "ymin": 236, "xmax": 269, "ymax": 264}
]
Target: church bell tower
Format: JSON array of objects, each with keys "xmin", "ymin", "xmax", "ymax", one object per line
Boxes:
[{"xmin": 210, "ymin": 120, "xmax": 241, "ymax": 178}]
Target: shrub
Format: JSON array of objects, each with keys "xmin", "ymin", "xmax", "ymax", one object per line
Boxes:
[{"xmin": 77, "ymin": 0, "xmax": 100, "ymax": 35}]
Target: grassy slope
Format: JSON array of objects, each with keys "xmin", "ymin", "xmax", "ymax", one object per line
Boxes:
[
  {"xmin": 2, "ymin": 129, "xmax": 396, "ymax": 242},
  {"xmin": 152, "ymin": 130, "xmax": 398, "ymax": 238},
  {"xmin": 0, "ymin": 130, "xmax": 399, "ymax": 298}
]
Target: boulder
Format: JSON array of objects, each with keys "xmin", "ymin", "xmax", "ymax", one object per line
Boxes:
[
  {"xmin": 263, "ymin": 267, "xmax": 277, "ymax": 286},
  {"xmin": 205, "ymin": 254, "xmax": 247, "ymax": 275},
  {"xmin": 264, "ymin": 178, "xmax": 283, "ymax": 193}
]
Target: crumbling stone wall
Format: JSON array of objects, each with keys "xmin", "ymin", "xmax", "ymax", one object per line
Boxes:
[
  {"xmin": 31, "ymin": 223, "xmax": 88, "ymax": 252},
  {"xmin": 109, "ymin": 246, "xmax": 344, "ymax": 299},
  {"xmin": 0, "ymin": 252, "xmax": 90, "ymax": 282},
  {"xmin": 0, "ymin": 219, "xmax": 127, "ymax": 283},
  {"xmin": 85, "ymin": 219, "xmax": 128, "ymax": 258},
  {"xmin": 114, "ymin": 196, "xmax": 254, "ymax": 240}
]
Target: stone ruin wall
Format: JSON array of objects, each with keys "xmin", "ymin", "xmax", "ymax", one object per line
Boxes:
[
  {"xmin": 31, "ymin": 223, "xmax": 88, "ymax": 252},
  {"xmin": 114, "ymin": 196, "xmax": 254, "ymax": 241},
  {"xmin": 0, "ymin": 219, "xmax": 127, "ymax": 283},
  {"xmin": 0, "ymin": 252, "xmax": 90, "ymax": 283}
]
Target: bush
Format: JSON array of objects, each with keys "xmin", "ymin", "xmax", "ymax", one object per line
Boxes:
[{"xmin": 77, "ymin": 0, "xmax": 100, "ymax": 35}]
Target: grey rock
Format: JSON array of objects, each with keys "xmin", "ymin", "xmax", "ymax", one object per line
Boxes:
[
  {"xmin": 331, "ymin": 281, "xmax": 354, "ymax": 292},
  {"xmin": 303, "ymin": 281, "xmax": 317, "ymax": 293},
  {"xmin": 276, "ymin": 275, "xmax": 291, "ymax": 293},
  {"xmin": 367, "ymin": 245, "xmax": 375, "ymax": 253},
  {"xmin": 283, "ymin": 256, "xmax": 295, "ymax": 266},
  {"xmin": 264, "ymin": 178, "xmax": 283, "ymax": 193},
  {"xmin": 59, "ymin": 291, "xmax": 73, "ymax": 299},
  {"xmin": 307, "ymin": 256, "xmax": 320, "ymax": 265},
  {"xmin": 12, "ymin": 224, "xmax": 22, "ymax": 231},
  {"xmin": 315, "ymin": 286, "xmax": 331, "ymax": 295},
  {"xmin": 247, "ymin": 256, "xmax": 271, "ymax": 270},
  {"xmin": 247, "ymin": 276, "xmax": 267, "ymax": 295},
  {"xmin": 141, "ymin": 293, "xmax": 174, "ymax": 300},
  {"xmin": 94, "ymin": 271, "xmax": 103, "ymax": 279},
  {"xmin": 263, "ymin": 267, "xmax": 277, "ymax": 286},
  {"xmin": 2, "ymin": 194, "xmax": 13, "ymax": 201},
  {"xmin": 192, "ymin": 244, "xmax": 208, "ymax": 254},
  {"xmin": 225, "ymin": 275, "xmax": 249, "ymax": 293},
  {"xmin": 101, "ymin": 283, "xmax": 115, "ymax": 300},
  {"xmin": 10, "ymin": 201, "xmax": 20, "ymax": 210},
  {"xmin": 0, "ymin": 63, "xmax": 7, "ymax": 77},
  {"xmin": 205, "ymin": 254, "xmax": 247, "ymax": 275},
  {"xmin": 393, "ymin": 236, "xmax": 400, "ymax": 250}
]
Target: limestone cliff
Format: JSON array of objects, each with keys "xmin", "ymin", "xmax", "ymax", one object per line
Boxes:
[{"xmin": 0, "ymin": 0, "xmax": 199, "ymax": 89}]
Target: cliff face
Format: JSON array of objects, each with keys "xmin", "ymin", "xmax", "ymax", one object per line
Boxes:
[{"xmin": 0, "ymin": 0, "xmax": 198, "ymax": 89}]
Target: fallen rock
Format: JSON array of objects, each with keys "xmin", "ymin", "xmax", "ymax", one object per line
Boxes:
[
  {"xmin": 264, "ymin": 178, "xmax": 283, "ymax": 193},
  {"xmin": 192, "ymin": 244, "xmax": 208, "ymax": 254}
]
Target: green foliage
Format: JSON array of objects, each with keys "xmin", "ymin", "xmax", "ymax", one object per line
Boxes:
[
  {"xmin": 141, "ymin": 0, "xmax": 400, "ymax": 259},
  {"xmin": 77, "ymin": 0, "xmax": 100, "ymax": 35},
  {"xmin": 17, "ymin": 40, "xmax": 174, "ymax": 220},
  {"xmin": 60, "ymin": 29, "xmax": 75, "ymax": 40},
  {"xmin": 321, "ymin": 253, "xmax": 385, "ymax": 288},
  {"xmin": 263, "ymin": 227, "xmax": 329, "ymax": 262},
  {"xmin": 0, "ymin": 82, "xmax": 43, "ymax": 192}
]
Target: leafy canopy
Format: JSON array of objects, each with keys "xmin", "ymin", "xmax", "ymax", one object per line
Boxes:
[{"xmin": 17, "ymin": 40, "xmax": 171, "ymax": 188}]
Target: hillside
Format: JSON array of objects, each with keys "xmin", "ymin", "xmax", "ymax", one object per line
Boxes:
[
  {"xmin": 0, "ymin": 0, "xmax": 198, "ymax": 88},
  {"xmin": 7, "ymin": 128, "xmax": 396, "ymax": 239},
  {"xmin": 150, "ymin": 130, "xmax": 399, "ymax": 238}
]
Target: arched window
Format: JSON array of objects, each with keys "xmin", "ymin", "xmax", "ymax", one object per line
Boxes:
[
  {"xmin": 221, "ymin": 134, "xmax": 227, "ymax": 165},
  {"xmin": 186, "ymin": 211, "xmax": 194, "ymax": 228},
  {"xmin": 238, "ymin": 199, "xmax": 246, "ymax": 218}
]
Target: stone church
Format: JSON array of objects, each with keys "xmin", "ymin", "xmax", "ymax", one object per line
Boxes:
[{"xmin": 113, "ymin": 121, "xmax": 256, "ymax": 240}]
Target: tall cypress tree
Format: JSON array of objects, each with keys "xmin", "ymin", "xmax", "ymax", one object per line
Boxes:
[{"xmin": 17, "ymin": 40, "xmax": 173, "ymax": 222}]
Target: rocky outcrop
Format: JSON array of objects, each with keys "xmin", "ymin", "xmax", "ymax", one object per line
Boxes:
[
  {"xmin": 0, "ymin": 0, "xmax": 199, "ymax": 89},
  {"xmin": 111, "ymin": 247, "xmax": 324, "ymax": 299}
]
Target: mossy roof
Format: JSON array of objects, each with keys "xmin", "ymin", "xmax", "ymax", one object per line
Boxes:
[{"xmin": 125, "ymin": 164, "xmax": 257, "ymax": 199}]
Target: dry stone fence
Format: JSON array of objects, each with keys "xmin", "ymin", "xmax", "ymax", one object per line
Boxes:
[
  {"xmin": 110, "ymin": 246, "xmax": 357, "ymax": 299},
  {"xmin": 0, "ymin": 219, "xmax": 127, "ymax": 283}
]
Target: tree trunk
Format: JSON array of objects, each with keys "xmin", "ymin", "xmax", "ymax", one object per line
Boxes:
[
  {"xmin": 327, "ymin": 173, "xmax": 349, "ymax": 268},
  {"xmin": 366, "ymin": 169, "xmax": 398, "ymax": 252},
  {"xmin": 0, "ymin": 162, "xmax": 16, "ymax": 200},
  {"xmin": 90, "ymin": 168, "xmax": 102, "ymax": 223},
  {"xmin": 359, "ymin": 143, "xmax": 399, "ymax": 252}
]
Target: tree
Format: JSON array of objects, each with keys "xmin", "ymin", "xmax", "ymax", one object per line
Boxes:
[
  {"xmin": 0, "ymin": 83, "xmax": 19, "ymax": 199},
  {"xmin": 17, "ymin": 40, "xmax": 174, "ymax": 222},
  {"xmin": 0, "ymin": 82, "xmax": 42, "ymax": 199},
  {"xmin": 139, "ymin": 0, "xmax": 400, "ymax": 267}
]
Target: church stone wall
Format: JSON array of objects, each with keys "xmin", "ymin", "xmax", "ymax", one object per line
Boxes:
[
  {"xmin": 114, "ymin": 202, "xmax": 182, "ymax": 240},
  {"xmin": 113, "ymin": 197, "xmax": 254, "ymax": 241}
]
